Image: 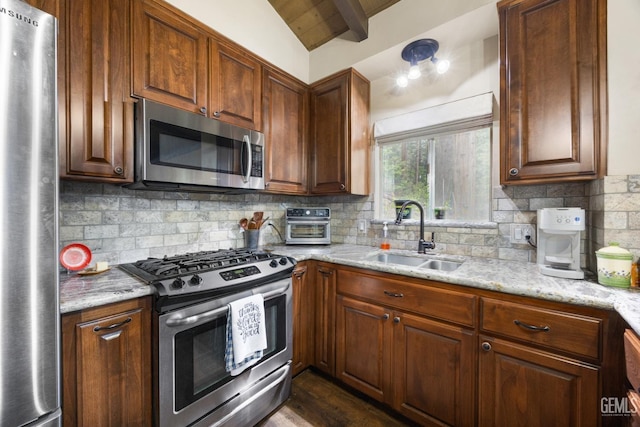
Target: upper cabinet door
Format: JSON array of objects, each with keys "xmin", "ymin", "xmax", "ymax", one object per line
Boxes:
[
  {"xmin": 262, "ymin": 67, "xmax": 309, "ymax": 194},
  {"xmin": 498, "ymin": 0, "xmax": 607, "ymax": 185},
  {"xmin": 310, "ymin": 69, "xmax": 370, "ymax": 195},
  {"xmin": 62, "ymin": 0, "xmax": 134, "ymax": 182},
  {"xmin": 209, "ymin": 40, "xmax": 263, "ymax": 130},
  {"xmin": 132, "ymin": 0, "xmax": 208, "ymax": 114}
]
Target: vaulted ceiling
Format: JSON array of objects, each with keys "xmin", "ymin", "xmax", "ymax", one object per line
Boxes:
[{"xmin": 268, "ymin": 0, "xmax": 401, "ymax": 51}]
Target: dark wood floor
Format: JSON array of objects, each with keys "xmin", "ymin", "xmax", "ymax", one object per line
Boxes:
[{"xmin": 259, "ymin": 369, "xmax": 414, "ymax": 427}]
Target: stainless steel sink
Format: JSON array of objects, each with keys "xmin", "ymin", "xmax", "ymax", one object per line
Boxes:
[
  {"xmin": 364, "ymin": 253, "xmax": 463, "ymax": 271},
  {"xmin": 365, "ymin": 253, "xmax": 428, "ymax": 267},
  {"xmin": 418, "ymin": 259, "xmax": 462, "ymax": 271}
]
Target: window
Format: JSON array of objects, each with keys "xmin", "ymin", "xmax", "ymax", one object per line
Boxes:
[{"xmin": 373, "ymin": 93, "xmax": 494, "ymax": 222}]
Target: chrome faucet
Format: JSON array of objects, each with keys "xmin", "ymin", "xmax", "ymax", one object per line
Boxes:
[{"xmin": 394, "ymin": 200, "xmax": 435, "ymax": 253}]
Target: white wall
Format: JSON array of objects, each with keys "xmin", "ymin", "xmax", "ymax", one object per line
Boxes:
[
  {"xmin": 607, "ymin": 0, "xmax": 640, "ymax": 175},
  {"xmin": 309, "ymin": 0, "xmax": 498, "ymax": 82}
]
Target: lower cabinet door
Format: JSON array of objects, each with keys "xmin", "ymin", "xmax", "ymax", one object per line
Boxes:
[
  {"xmin": 478, "ymin": 336, "xmax": 599, "ymax": 427},
  {"xmin": 62, "ymin": 298, "xmax": 152, "ymax": 427},
  {"xmin": 392, "ymin": 312, "xmax": 476, "ymax": 427},
  {"xmin": 335, "ymin": 295, "xmax": 392, "ymax": 402}
]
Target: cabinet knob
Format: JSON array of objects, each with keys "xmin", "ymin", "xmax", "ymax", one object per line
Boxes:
[
  {"xmin": 213, "ymin": 111, "xmax": 221, "ymax": 118},
  {"xmin": 509, "ymin": 168, "xmax": 519, "ymax": 176},
  {"xmin": 393, "ymin": 316, "xmax": 400, "ymax": 324},
  {"xmin": 114, "ymin": 166, "xmax": 124, "ymax": 175},
  {"xmin": 481, "ymin": 341, "xmax": 492, "ymax": 352},
  {"xmin": 340, "ymin": 183, "xmax": 346, "ymax": 191},
  {"xmin": 382, "ymin": 313, "xmax": 389, "ymax": 320},
  {"xmin": 199, "ymin": 106, "xmax": 207, "ymax": 115}
]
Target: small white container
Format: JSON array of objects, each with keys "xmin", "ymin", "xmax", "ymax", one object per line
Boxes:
[{"xmin": 596, "ymin": 243, "xmax": 633, "ymax": 288}]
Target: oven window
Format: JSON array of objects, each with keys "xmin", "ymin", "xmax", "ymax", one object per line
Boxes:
[
  {"xmin": 173, "ymin": 295, "xmax": 285, "ymax": 411},
  {"xmin": 290, "ymin": 223, "xmax": 328, "ymax": 239},
  {"xmin": 149, "ymin": 120, "xmax": 262, "ymax": 177}
]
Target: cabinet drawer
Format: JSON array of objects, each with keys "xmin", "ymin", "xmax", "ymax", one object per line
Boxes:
[
  {"xmin": 625, "ymin": 329, "xmax": 640, "ymax": 391},
  {"xmin": 480, "ymin": 298, "xmax": 601, "ymax": 359},
  {"xmin": 337, "ymin": 269, "xmax": 476, "ymax": 326}
]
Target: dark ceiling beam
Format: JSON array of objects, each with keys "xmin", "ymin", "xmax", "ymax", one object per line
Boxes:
[{"xmin": 332, "ymin": 0, "xmax": 368, "ymax": 41}]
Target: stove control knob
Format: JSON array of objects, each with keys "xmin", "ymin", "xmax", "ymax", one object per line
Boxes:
[
  {"xmin": 279, "ymin": 257, "xmax": 288, "ymax": 265},
  {"xmin": 172, "ymin": 278, "xmax": 185, "ymax": 289},
  {"xmin": 269, "ymin": 259, "xmax": 278, "ymax": 268},
  {"xmin": 189, "ymin": 274, "xmax": 202, "ymax": 286}
]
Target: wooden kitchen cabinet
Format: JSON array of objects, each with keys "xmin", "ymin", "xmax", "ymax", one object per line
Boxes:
[
  {"xmin": 292, "ymin": 262, "xmax": 314, "ymax": 376},
  {"xmin": 314, "ymin": 262, "xmax": 337, "ymax": 375},
  {"xmin": 336, "ymin": 296, "xmax": 390, "ymax": 401},
  {"xmin": 310, "ymin": 68, "xmax": 370, "ymax": 195},
  {"xmin": 324, "ymin": 262, "xmax": 626, "ymax": 426},
  {"xmin": 498, "ymin": 0, "xmax": 607, "ymax": 185},
  {"xmin": 132, "ymin": 0, "xmax": 262, "ymax": 130},
  {"xmin": 27, "ymin": 0, "xmax": 134, "ymax": 182},
  {"xmin": 478, "ymin": 297, "xmax": 616, "ymax": 426},
  {"xmin": 262, "ymin": 66, "xmax": 309, "ymax": 194},
  {"xmin": 478, "ymin": 336, "xmax": 599, "ymax": 426},
  {"xmin": 132, "ymin": 0, "xmax": 208, "ymax": 114},
  {"xmin": 62, "ymin": 297, "xmax": 152, "ymax": 427},
  {"xmin": 335, "ymin": 267, "xmax": 476, "ymax": 426},
  {"xmin": 209, "ymin": 39, "xmax": 262, "ymax": 130}
]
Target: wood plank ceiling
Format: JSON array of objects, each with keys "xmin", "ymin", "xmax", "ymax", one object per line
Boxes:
[{"xmin": 268, "ymin": 0, "xmax": 401, "ymax": 51}]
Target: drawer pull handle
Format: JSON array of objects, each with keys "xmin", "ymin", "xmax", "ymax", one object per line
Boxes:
[
  {"xmin": 93, "ymin": 317, "xmax": 131, "ymax": 332},
  {"xmin": 384, "ymin": 290, "xmax": 404, "ymax": 298},
  {"xmin": 514, "ymin": 319, "xmax": 550, "ymax": 332}
]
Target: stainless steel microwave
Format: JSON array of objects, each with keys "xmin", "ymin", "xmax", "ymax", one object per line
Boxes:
[{"xmin": 127, "ymin": 99, "xmax": 264, "ymax": 192}]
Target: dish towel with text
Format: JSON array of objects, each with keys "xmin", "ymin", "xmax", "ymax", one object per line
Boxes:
[{"xmin": 224, "ymin": 293, "xmax": 267, "ymax": 376}]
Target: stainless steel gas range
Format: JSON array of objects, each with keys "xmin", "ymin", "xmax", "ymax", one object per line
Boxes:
[{"xmin": 120, "ymin": 249, "xmax": 296, "ymax": 427}]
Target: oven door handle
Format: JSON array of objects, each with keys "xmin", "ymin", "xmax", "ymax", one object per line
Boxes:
[{"xmin": 164, "ymin": 285, "xmax": 289, "ymax": 327}]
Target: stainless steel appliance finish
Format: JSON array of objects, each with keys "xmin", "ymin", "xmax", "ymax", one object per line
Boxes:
[
  {"xmin": 0, "ymin": 1, "xmax": 61, "ymax": 425},
  {"xmin": 120, "ymin": 249, "xmax": 295, "ymax": 427},
  {"xmin": 129, "ymin": 99, "xmax": 265, "ymax": 192},
  {"xmin": 285, "ymin": 207, "xmax": 331, "ymax": 245}
]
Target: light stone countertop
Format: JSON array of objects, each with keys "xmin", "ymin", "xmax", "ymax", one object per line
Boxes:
[
  {"xmin": 60, "ymin": 266, "xmax": 153, "ymax": 314},
  {"xmin": 59, "ymin": 244, "xmax": 640, "ymax": 337}
]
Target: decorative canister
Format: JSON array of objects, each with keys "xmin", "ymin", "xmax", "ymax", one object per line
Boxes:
[{"xmin": 595, "ymin": 243, "xmax": 633, "ymax": 288}]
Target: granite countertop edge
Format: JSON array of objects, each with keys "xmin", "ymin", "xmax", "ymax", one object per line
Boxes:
[{"xmin": 59, "ymin": 244, "xmax": 640, "ymax": 336}]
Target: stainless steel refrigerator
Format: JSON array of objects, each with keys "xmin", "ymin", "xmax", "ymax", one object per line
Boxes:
[{"xmin": 0, "ymin": 0, "xmax": 61, "ymax": 426}]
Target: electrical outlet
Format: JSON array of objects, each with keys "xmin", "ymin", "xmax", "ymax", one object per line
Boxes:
[
  {"xmin": 510, "ymin": 224, "xmax": 535, "ymax": 244},
  {"xmin": 357, "ymin": 219, "xmax": 368, "ymax": 234}
]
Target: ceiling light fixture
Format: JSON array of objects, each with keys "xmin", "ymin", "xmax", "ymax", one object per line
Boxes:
[{"xmin": 396, "ymin": 38, "xmax": 449, "ymax": 87}]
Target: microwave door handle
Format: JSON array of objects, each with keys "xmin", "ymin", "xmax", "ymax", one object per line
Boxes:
[
  {"xmin": 242, "ymin": 134, "xmax": 252, "ymax": 183},
  {"xmin": 164, "ymin": 284, "xmax": 290, "ymax": 327}
]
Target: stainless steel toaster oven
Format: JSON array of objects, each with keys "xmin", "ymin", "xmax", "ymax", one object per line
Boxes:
[{"xmin": 285, "ymin": 208, "xmax": 331, "ymax": 245}]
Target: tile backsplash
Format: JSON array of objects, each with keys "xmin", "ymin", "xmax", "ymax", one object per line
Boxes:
[{"xmin": 59, "ymin": 176, "xmax": 640, "ymax": 271}]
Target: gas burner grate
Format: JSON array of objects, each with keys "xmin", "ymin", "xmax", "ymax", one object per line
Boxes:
[{"xmin": 130, "ymin": 249, "xmax": 277, "ymax": 278}]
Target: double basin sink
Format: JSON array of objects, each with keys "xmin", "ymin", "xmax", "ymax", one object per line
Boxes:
[{"xmin": 364, "ymin": 252, "xmax": 462, "ymax": 272}]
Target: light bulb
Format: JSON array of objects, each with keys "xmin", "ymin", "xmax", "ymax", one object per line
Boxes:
[
  {"xmin": 436, "ymin": 59, "xmax": 450, "ymax": 74},
  {"xmin": 407, "ymin": 64, "xmax": 421, "ymax": 79},
  {"xmin": 396, "ymin": 75, "xmax": 408, "ymax": 88}
]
